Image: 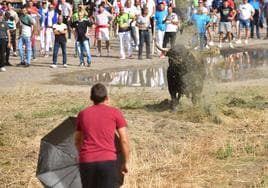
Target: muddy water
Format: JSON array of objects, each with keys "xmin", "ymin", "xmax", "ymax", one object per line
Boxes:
[{"xmin": 53, "ymin": 49, "xmax": 268, "ymax": 87}]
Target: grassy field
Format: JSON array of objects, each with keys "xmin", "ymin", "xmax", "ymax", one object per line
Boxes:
[{"xmin": 0, "ymin": 77, "xmax": 267, "ymax": 188}]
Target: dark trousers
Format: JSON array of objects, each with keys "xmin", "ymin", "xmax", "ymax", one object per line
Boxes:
[
  {"xmin": 163, "ymin": 32, "xmax": 177, "ymax": 48},
  {"xmin": 79, "ymin": 160, "xmax": 119, "ymax": 188},
  {"xmin": 250, "ymin": 10, "xmax": 260, "ymax": 39},
  {"xmin": 0, "ymin": 39, "xmax": 7, "ymax": 68},
  {"xmin": 52, "ymin": 40, "xmax": 67, "ymax": 65},
  {"xmin": 63, "ymin": 16, "xmax": 71, "ymax": 39},
  {"xmin": 138, "ymin": 30, "xmax": 150, "ymax": 58}
]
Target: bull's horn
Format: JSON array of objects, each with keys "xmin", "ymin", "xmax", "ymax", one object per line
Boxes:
[{"xmin": 155, "ymin": 44, "xmax": 169, "ymax": 52}]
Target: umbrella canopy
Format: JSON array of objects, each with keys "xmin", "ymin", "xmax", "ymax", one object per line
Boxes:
[{"xmin": 36, "ymin": 117, "xmax": 124, "ymax": 188}]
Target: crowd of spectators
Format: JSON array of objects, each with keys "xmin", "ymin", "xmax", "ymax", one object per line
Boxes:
[{"xmin": 0, "ymin": 0, "xmax": 179, "ymax": 72}]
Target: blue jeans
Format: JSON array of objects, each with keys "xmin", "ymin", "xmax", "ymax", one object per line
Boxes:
[
  {"xmin": 52, "ymin": 41, "xmax": 67, "ymax": 65},
  {"xmin": 76, "ymin": 40, "xmax": 91, "ymax": 65},
  {"xmin": 18, "ymin": 36, "xmax": 32, "ymax": 65},
  {"xmin": 199, "ymin": 32, "xmax": 206, "ymax": 50}
]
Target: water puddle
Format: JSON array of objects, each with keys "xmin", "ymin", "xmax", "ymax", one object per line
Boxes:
[
  {"xmin": 53, "ymin": 48, "xmax": 268, "ymax": 87},
  {"xmin": 78, "ymin": 66, "xmax": 168, "ymax": 87}
]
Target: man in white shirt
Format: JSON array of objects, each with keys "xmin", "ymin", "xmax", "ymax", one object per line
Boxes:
[
  {"xmin": 163, "ymin": 6, "xmax": 179, "ymax": 48},
  {"xmin": 50, "ymin": 15, "xmax": 67, "ymax": 68},
  {"xmin": 59, "ymin": 0, "xmax": 72, "ymax": 39},
  {"xmin": 95, "ymin": 3, "xmax": 113, "ymax": 56},
  {"xmin": 236, "ymin": 0, "xmax": 254, "ymax": 44},
  {"xmin": 124, "ymin": 0, "xmax": 139, "ymax": 50}
]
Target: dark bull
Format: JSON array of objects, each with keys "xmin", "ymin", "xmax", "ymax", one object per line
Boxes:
[{"xmin": 157, "ymin": 44, "xmax": 206, "ymax": 111}]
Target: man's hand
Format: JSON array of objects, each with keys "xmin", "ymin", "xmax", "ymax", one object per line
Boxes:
[
  {"xmin": 7, "ymin": 42, "xmax": 11, "ymax": 48},
  {"xmin": 121, "ymin": 162, "xmax": 129, "ymax": 175}
]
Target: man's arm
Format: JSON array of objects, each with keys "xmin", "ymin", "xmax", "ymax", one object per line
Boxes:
[
  {"xmin": 74, "ymin": 130, "xmax": 83, "ymax": 152},
  {"xmin": 7, "ymin": 28, "xmax": 11, "ymax": 48},
  {"xmin": 117, "ymin": 127, "xmax": 129, "ymax": 175}
]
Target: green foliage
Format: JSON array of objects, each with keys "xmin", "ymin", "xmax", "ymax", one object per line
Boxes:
[
  {"xmin": 216, "ymin": 143, "xmax": 233, "ymax": 160},
  {"xmin": 14, "ymin": 112, "xmax": 23, "ymax": 120}
]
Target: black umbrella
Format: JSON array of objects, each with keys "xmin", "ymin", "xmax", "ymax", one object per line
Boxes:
[{"xmin": 36, "ymin": 117, "xmax": 124, "ymax": 188}]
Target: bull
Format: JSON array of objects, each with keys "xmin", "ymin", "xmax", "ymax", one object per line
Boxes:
[{"xmin": 157, "ymin": 44, "xmax": 219, "ymax": 111}]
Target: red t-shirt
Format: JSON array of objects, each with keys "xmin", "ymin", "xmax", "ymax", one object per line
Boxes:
[{"xmin": 76, "ymin": 104, "xmax": 127, "ymax": 163}]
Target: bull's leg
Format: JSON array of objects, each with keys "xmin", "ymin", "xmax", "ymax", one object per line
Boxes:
[
  {"xmin": 168, "ymin": 87, "xmax": 177, "ymax": 111},
  {"xmin": 191, "ymin": 93, "xmax": 199, "ymax": 105}
]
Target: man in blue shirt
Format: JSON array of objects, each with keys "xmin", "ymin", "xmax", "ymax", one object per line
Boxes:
[
  {"xmin": 192, "ymin": 7, "xmax": 211, "ymax": 50},
  {"xmin": 155, "ymin": 2, "xmax": 168, "ymax": 58}
]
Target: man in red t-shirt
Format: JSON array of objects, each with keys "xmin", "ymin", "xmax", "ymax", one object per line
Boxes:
[{"xmin": 74, "ymin": 83, "xmax": 129, "ymax": 188}]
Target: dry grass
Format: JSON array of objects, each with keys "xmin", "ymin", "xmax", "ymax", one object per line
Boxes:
[{"xmin": 0, "ymin": 80, "xmax": 267, "ymax": 187}]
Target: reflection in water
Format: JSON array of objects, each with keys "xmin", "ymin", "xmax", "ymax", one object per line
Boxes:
[
  {"xmin": 206, "ymin": 49, "xmax": 268, "ymax": 82},
  {"xmin": 78, "ymin": 49, "xmax": 268, "ymax": 87},
  {"xmin": 78, "ymin": 67, "xmax": 167, "ymax": 87}
]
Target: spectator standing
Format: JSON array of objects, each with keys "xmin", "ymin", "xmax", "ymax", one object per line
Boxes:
[
  {"xmin": 50, "ymin": 15, "xmax": 67, "ymax": 68},
  {"xmin": 236, "ymin": 0, "xmax": 255, "ymax": 44},
  {"xmin": 7, "ymin": 2, "xmax": 19, "ymax": 57},
  {"xmin": 39, "ymin": 1, "xmax": 48, "ymax": 55},
  {"xmin": 44, "ymin": 4, "xmax": 58, "ymax": 57},
  {"xmin": 163, "ymin": 6, "xmax": 179, "ymax": 49},
  {"xmin": 115, "ymin": 7, "xmax": 134, "ymax": 59},
  {"xmin": 18, "ymin": 5, "xmax": 34, "ymax": 67},
  {"xmin": 154, "ymin": 2, "xmax": 168, "ymax": 58},
  {"xmin": 249, "ymin": 0, "xmax": 261, "ymax": 39},
  {"xmin": 59, "ymin": 0, "xmax": 72, "ymax": 40},
  {"xmin": 217, "ymin": 0, "xmax": 236, "ymax": 48},
  {"xmin": 0, "ymin": 1, "xmax": 8, "ymax": 12},
  {"xmin": 192, "ymin": 7, "xmax": 211, "ymax": 50},
  {"xmin": 95, "ymin": 3, "xmax": 113, "ymax": 57},
  {"xmin": 0, "ymin": 10, "xmax": 11, "ymax": 72},
  {"xmin": 4, "ymin": 12, "xmax": 15, "ymax": 66},
  {"xmin": 72, "ymin": 12, "xmax": 93, "ymax": 66},
  {"xmin": 124, "ymin": 0, "xmax": 139, "ymax": 50},
  {"xmin": 74, "ymin": 83, "xmax": 129, "ymax": 188},
  {"xmin": 136, "ymin": 7, "xmax": 151, "ymax": 59}
]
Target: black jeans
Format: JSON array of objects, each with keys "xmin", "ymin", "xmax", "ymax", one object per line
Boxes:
[
  {"xmin": 79, "ymin": 160, "xmax": 119, "ymax": 188},
  {"xmin": 138, "ymin": 30, "xmax": 150, "ymax": 58},
  {"xmin": 163, "ymin": 32, "xmax": 177, "ymax": 48},
  {"xmin": 52, "ymin": 40, "xmax": 67, "ymax": 65},
  {"xmin": 0, "ymin": 39, "xmax": 7, "ymax": 68}
]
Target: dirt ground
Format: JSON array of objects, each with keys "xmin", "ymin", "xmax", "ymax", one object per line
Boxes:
[{"xmin": 0, "ymin": 36, "xmax": 268, "ymax": 188}]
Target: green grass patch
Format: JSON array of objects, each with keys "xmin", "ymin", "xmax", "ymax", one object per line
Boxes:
[{"xmin": 216, "ymin": 143, "xmax": 233, "ymax": 160}]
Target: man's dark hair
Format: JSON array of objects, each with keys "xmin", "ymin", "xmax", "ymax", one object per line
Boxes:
[{"xmin": 90, "ymin": 83, "xmax": 108, "ymax": 104}]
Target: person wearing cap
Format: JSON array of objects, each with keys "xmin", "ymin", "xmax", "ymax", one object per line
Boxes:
[
  {"xmin": 0, "ymin": 10, "xmax": 11, "ymax": 72},
  {"xmin": 44, "ymin": 3, "xmax": 58, "ymax": 57},
  {"xmin": 115, "ymin": 7, "xmax": 135, "ymax": 59},
  {"xmin": 154, "ymin": 1, "xmax": 168, "ymax": 58},
  {"xmin": 18, "ymin": 5, "xmax": 34, "ymax": 67}
]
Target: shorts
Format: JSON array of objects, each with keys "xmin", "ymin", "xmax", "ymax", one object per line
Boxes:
[
  {"xmin": 239, "ymin": 19, "xmax": 250, "ymax": 29},
  {"xmin": 219, "ymin": 22, "xmax": 232, "ymax": 33},
  {"xmin": 97, "ymin": 27, "xmax": 110, "ymax": 41}
]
